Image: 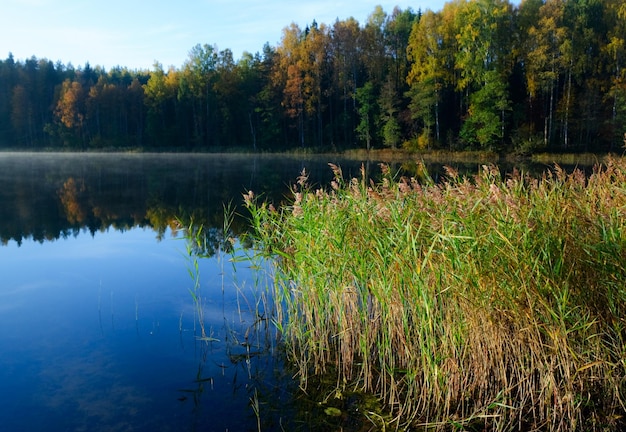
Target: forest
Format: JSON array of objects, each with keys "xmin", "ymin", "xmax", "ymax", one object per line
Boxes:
[{"xmin": 0, "ymin": 0, "xmax": 625, "ymax": 154}]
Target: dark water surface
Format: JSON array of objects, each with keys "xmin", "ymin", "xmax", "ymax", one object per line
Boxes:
[{"xmin": 0, "ymin": 153, "xmax": 369, "ymax": 432}]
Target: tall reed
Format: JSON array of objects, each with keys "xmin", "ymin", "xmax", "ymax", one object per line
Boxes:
[{"xmin": 245, "ymin": 157, "xmax": 626, "ymax": 430}]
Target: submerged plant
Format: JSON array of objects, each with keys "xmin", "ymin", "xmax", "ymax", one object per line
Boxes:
[
  {"xmin": 179, "ymin": 204, "xmax": 237, "ymax": 342},
  {"xmin": 178, "ymin": 204, "xmax": 301, "ymax": 430},
  {"xmin": 245, "ymin": 158, "xmax": 626, "ymax": 431}
]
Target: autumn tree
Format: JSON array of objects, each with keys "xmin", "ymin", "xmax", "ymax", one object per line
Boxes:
[
  {"xmin": 407, "ymin": 9, "xmax": 447, "ymax": 146},
  {"xmin": 143, "ymin": 62, "xmax": 179, "ymax": 146},
  {"xmin": 276, "ymin": 22, "xmax": 332, "ymax": 148},
  {"xmin": 525, "ymin": 0, "xmax": 569, "ymax": 147},
  {"xmin": 54, "ymin": 79, "xmax": 87, "ymax": 147},
  {"xmin": 305, "ymin": 21, "xmax": 332, "ymax": 147},
  {"xmin": 276, "ymin": 23, "xmax": 306, "ymax": 147}
]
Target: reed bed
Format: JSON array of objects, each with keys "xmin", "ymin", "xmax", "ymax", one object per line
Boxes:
[{"xmin": 244, "ymin": 157, "xmax": 626, "ymax": 431}]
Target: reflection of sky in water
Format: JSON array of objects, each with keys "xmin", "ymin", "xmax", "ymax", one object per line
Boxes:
[{"xmin": 0, "ymin": 227, "xmax": 282, "ymax": 431}]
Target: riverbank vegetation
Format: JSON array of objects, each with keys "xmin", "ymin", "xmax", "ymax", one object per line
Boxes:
[
  {"xmin": 245, "ymin": 156, "xmax": 626, "ymax": 430},
  {"xmin": 1, "ymin": 0, "xmax": 625, "ymax": 153}
]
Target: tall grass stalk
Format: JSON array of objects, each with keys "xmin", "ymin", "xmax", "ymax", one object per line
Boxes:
[
  {"xmin": 183, "ymin": 220, "xmax": 209, "ymax": 341},
  {"xmin": 179, "ymin": 205, "xmax": 235, "ymax": 343},
  {"xmin": 179, "ymin": 205, "xmax": 291, "ymax": 429},
  {"xmin": 245, "ymin": 158, "xmax": 626, "ymax": 430}
]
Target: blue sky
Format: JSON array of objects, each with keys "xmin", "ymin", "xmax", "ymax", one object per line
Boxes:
[{"xmin": 2, "ymin": 0, "xmax": 455, "ymax": 71}]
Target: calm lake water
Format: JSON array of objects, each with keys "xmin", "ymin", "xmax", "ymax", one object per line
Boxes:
[
  {"xmin": 0, "ymin": 153, "xmax": 362, "ymax": 432},
  {"xmin": 0, "ymin": 152, "xmax": 583, "ymax": 431}
]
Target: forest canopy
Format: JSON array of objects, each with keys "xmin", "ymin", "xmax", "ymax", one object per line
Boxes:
[{"xmin": 0, "ymin": 0, "xmax": 625, "ymax": 154}]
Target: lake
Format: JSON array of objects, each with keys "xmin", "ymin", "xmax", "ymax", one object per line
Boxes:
[
  {"xmin": 0, "ymin": 152, "xmax": 585, "ymax": 431},
  {"xmin": 0, "ymin": 152, "xmax": 390, "ymax": 432}
]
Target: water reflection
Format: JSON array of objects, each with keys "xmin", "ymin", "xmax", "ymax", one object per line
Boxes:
[
  {"xmin": 0, "ymin": 153, "xmax": 374, "ymax": 246},
  {"xmin": 0, "ymin": 152, "xmax": 572, "ymax": 247},
  {"xmin": 0, "ymin": 153, "xmax": 368, "ymax": 431},
  {"xmin": 0, "ymin": 225, "xmax": 294, "ymax": 431}
]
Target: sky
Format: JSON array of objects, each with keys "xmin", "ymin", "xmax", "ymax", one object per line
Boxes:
[{"xmin": 2, "ymin": 0, "xmax": 455, "ymax": 71}]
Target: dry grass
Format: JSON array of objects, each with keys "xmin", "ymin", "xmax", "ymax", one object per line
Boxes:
[{"xmin": 245, "ymin": 157, "xmax": 626, "ymax": 431}]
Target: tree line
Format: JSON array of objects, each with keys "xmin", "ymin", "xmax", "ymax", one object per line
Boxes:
[{"xmin": 0, "ymin": 0, "xmax": 625, "ymax": 153}]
